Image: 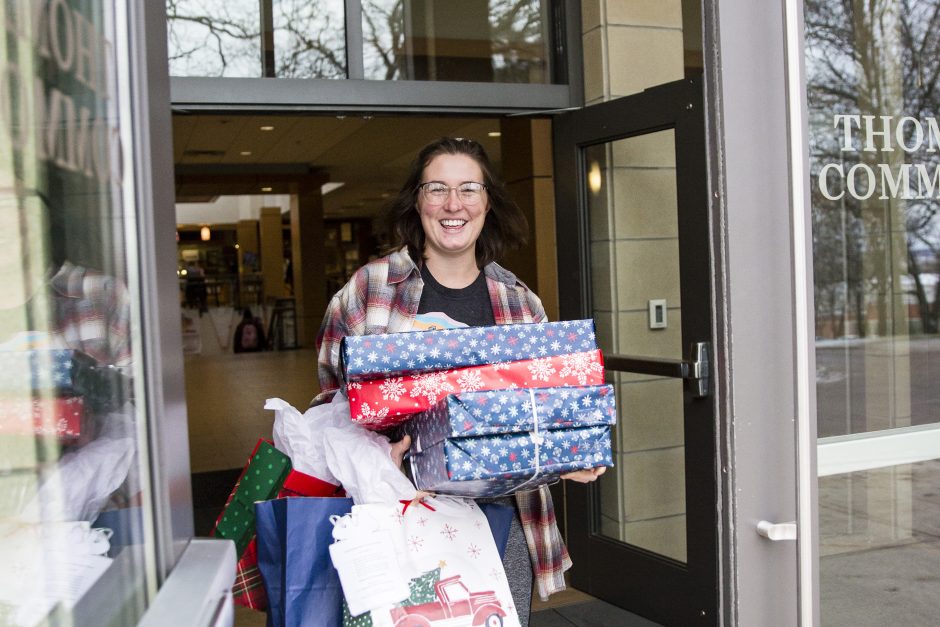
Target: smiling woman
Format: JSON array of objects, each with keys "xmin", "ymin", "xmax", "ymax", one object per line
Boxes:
[{"xmin": 313, "ymin": 137, "xmax": 604, "ymax": 626}]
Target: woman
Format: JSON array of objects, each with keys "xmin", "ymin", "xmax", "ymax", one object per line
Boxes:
[{"xmin": 315, "ymin": 137, "xmax": 603, "ymax": 624}]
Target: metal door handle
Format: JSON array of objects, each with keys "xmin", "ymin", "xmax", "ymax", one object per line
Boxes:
[
  {"xmin": 756, "ymin": 520, "xmax": 797, "ymax": 541},
  {"xmin": 605, "ymin": 342, "xmax": 711, "ymax": 398}
]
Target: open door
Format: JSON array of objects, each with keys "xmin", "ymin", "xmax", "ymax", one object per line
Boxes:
[{"xmin": 553, "ymin": 76, "xmax": 718, "ymax": 625}]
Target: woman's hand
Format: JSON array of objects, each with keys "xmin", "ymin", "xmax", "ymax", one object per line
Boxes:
[
  {"xmin": 390, "ymin": 434, "xmax": 412, "ymax": 469},
  {"xmin": 561, "ymin": 467, "xmax": 607, "ymax": 483}
]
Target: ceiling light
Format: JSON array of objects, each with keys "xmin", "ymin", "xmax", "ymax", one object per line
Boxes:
[
  {"xmin": 488, "ymin": 131, "xmax": 501, "ymax": 137},
  {"xmin": 321, "ymin": 182, "xmax": 345, "ymax": 195},
  {"xmin": 588, "ymin": 162, "xmax": 602, "ymax": 194},
  {"xmin": 261, "ymin": 186, "xmax": 273, "ymax": 192},
  {"xmin": 260, "ymin": 125, "xmax": 274, "ymax": 131},
  {"xmin": 200, "ymin": 225, "xmax": 211, "ymax": 241},
  {"xmin": 240, "ymin": 151, "xmax": 252, "ymax": 156}
]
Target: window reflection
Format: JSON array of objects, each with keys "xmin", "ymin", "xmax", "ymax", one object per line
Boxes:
[
  {"xmin": 167, "ymin": 0, "xmax": 263, "ymax": 77},
  {"xmin": 1, "ymin": 0, "xmax": 150, "ymax": 623},
  {"xmin": 272, "ymin": 1, "xmax": 347, "ymax": 78},
  {"xmin": 167, "ymin": 0, "xmax": 347, "ymax": 79},
  {"xmin": 807, "ymin": 0, "xmax": 940, "ymax": 436},
  {"xmin": 807, "ymin": 1, "xmax": 940, "ymax": 623},
  {"xmin": 167, "ymin": 0, "xmax": 554, "ymax": 83},
  {"xmin": 362, "ymin": 0, "xmax": 551, "ymax": 83}
]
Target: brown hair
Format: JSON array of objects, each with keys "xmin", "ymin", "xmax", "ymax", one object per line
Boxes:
[{"xmin": 379, "ymin": 137, "xmax": 529, "ymax": 268}]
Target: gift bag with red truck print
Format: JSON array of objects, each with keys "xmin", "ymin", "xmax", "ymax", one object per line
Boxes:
[{"xmin": 339, "ymin": 496, "xmax": 520, "ymax": 627}]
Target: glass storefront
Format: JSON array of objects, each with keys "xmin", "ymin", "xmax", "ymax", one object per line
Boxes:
[
  {"xmin": 0, "ymin": 1, "xmax": 156, "ymax": 624},
  {"xmin": 805, "ymin": 0, "xmax": 940, "ymax": 622},
  {"xmin": 167, "ymin": 0, "xmax": 554, "ymax": 84}
]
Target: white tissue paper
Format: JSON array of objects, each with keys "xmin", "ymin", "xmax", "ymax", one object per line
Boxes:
[
  {"xmin": 19, "ymin": 404, "xmax": 137, "ymax": 523},
  {"xmin": 322, "ymin": 424, "xmax": 417, "ymax": 504},
  {"xmin": 266, "ymin": 392, "xmax": 416, "ymax": 504},
  {"xmin": 267, "ymin": 392, "xmax": 352, "ymax": 485}
]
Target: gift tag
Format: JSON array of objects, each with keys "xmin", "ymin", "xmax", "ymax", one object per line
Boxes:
[{"xmin": 329, "ymin": 528, "xmax": 410, "ymax": 617}]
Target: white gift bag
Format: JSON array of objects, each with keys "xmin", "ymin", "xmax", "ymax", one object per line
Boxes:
[{"xmin": 334, "ymin": 496, "xmax": 520, "ymax": 627}]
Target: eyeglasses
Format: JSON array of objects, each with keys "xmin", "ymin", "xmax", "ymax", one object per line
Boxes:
[{"xmin": 418, "ymin": 182, "xmax": 487, "ymax": 206}]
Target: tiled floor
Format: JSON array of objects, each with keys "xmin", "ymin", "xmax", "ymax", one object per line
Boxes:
[{"xmin": 185, "ymin": 348, "xmax": 321, "ymax": 473}]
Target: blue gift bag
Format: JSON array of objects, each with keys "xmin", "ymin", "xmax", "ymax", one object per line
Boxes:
[
  {"xmin": 255, "ymin": 496, "xmax": 353, "ymax": 627},
  {"xmin": 479, "ymin": 502, "xmax": 515, "ymax": 559}
]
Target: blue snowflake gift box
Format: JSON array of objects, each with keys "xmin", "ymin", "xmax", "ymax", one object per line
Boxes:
[
  {"xmin": 405, "ymin": 385, "xmax": 616, "ymax": 498},
  {"xmin": 340, "ymin": 319, "xmax": 597, "ymax": 383},
  {"xmin": 0, "ymin": 349, "xmax": 96, "ymax": 393},
  {"xmin": 0, "ymin": 349, "xmax": 128, "ymax": 413}
]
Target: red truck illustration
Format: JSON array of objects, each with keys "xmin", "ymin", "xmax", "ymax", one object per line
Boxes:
[{"xmin": 389, "ymin": 574, "xmax": 508, "ymax": 627}]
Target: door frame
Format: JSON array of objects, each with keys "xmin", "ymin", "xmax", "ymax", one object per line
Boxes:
[
  {"xmin": 553, "ymin": 76, "xmax": 719, "ymax": 625},
  {"xmin": 706, "ymin": 0, "xmax": 807, "ymax": 624}
]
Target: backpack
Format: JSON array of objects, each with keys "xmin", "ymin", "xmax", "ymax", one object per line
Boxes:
[
  {"xmin": 235, "ymin": 319, "xmax": 264, "ymax": 352},
  {"xmin": 240, "ymin": 322, "xmax": 259, "ymax": 350}
]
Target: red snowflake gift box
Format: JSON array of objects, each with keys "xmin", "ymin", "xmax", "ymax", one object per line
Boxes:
[
  {"xmin": 0, "ymin": 396, "xmax": 89, "ymax": 444},
  {"xmin": 347, "ymin": 349, "xmax": 605, "ymax": 430}
]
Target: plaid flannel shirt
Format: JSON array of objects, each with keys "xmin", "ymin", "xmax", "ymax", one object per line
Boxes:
[
  {"xmin": 48, "ymin": 261, "xmax": 132, "ymax": 366},
  {"xmin": 315, "ymin": 248, "xmax": 572, "ymax": 600}
]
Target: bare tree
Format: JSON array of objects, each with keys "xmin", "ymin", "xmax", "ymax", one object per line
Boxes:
[
  {"xmin": 166, "ymin": 0, "xmax": 261, "ymax": 77},
  {"xmin": 166, "ymin": 0, "xmax": 346, "ymax": 79},
  {"xmin": 273, "ymin": 1, "xmax": 347, "ymax": 78},
  {"xmin": 806, "ymin": 0, "xmax": 940, "ymax": 336}
]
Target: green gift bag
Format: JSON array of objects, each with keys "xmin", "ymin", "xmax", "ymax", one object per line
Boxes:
[{"xmin": 212, "ymin": 439, "xmax": 292, "ymax": 556}]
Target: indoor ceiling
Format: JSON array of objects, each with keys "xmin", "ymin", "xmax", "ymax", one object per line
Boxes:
[{"xmin": 172, "ymin": 114, "xmax": 503, "ymax": 220}]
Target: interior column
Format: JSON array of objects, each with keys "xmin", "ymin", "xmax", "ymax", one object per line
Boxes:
[
  {"xmin": 499, "ymin": 118, "xmax": 559, "ymax": 321},
  {"xmin": 290, "ymin": 178, "xmax": 326, "ymax": 349}
]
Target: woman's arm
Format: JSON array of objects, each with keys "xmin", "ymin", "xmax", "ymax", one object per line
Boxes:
[{"xmin": 313, "ymin": 294, "xmax": 347, "ymax": 404}]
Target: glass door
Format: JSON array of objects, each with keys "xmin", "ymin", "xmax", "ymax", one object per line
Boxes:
[
  {"xmin": 802, "ymin": 0, "xmax": 940, "ymax": 623},
  {"xmin": 553, "ymin": 77, "xmax": 717, "ymax": 625}
]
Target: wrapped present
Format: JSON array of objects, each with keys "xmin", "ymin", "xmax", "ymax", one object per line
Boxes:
[
  {"xmin": 277, "ymin": 468, "xmax": 345, "ymax": 499},
  {"xmin": 340, "ymin": 319, "xmax": 597, "ymax": 383},
  {"xmin": 0, "ymin": 349, "xmax": 131, "ymax": 412},
  {"xmin": 405, "ymin": 385, "xmax": 616, "ymax": 498},
  {"xmin": 0, "ymin": 396, "xmax": 88, "ymax": 443},
  {"xmin": 348, "ymin": 349, "xmax": 605, "ymax": 430},
  {"xmin": 0, "ymin": 350, "xmax": 95, "ymax": 393}
]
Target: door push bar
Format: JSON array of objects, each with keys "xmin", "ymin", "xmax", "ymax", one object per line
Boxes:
[{"xmin": 603, "ymin": 342, "xmax": 711, "ymax": 399}]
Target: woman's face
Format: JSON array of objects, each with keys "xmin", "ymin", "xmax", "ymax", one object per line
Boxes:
[{"xmin": 417, "ymin": 153, "xmax": 489, "ymax": 263}]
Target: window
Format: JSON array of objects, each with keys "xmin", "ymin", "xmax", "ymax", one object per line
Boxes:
[
  {"xmin": 167, "ymin": 0, "xmax": 556, "ymax": 84},
  {"xmin": 0, "ymin": 1, "xmax": 156, "ymax": 623},
  {"xmin": 805, "ymin": 1, "xmax": 940, "ymax": 623}
]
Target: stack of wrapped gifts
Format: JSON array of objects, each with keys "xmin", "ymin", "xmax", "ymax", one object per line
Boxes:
[
  {"xmin": 339, "ymin": 319, "xmax": 616, "ymax": 497},
  {"xmin": 0, "ymin": 349, "xmax": 110, "ymax": 445}
]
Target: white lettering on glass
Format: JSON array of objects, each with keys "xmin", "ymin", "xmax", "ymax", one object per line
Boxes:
[
  {"xmin": 820, "ymin": 113, "xmax": 940, "ymax": 201},
  {"xmin": 0, "ymin": 0, "xmax": 121, "ymax": 184}
]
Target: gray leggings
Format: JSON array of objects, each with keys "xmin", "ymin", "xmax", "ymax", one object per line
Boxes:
[{"xmin": 484, "ymin": 497, "xmax": 532, "ymax": 626}]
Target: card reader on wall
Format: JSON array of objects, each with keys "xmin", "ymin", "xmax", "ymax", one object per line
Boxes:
[{"xmin": 648, "ymin": 299, "xmax": 667, "ymax": 329}]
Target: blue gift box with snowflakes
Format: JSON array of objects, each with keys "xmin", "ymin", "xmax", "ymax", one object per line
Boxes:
[
  {"xmin": 405, "ymin": 385, "xmax": 616, "ymax": 498},
  {"xmin": 340, "ymin": 319, "xmax": 597, "ymax": 383},
  {"xmin": 0, "ymin": 349, "xmax": 129, "ymax": 413},
  {"xmin": 0, "ymin": 349, "xmax": 97, "ymax": 393}
]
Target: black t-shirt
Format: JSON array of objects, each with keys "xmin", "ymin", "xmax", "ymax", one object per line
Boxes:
[{"xmin": 415, "ymin": 264, "xmax": 495, "ymax": 330}]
